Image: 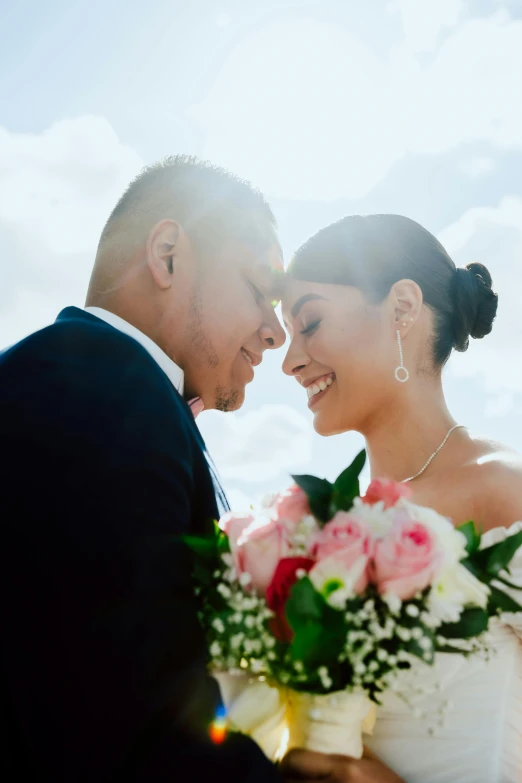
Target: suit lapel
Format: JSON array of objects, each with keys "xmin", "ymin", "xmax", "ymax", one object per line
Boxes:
[{"xmin": 57, "ymin": 307, "xmax": 230, "ymax": 516}]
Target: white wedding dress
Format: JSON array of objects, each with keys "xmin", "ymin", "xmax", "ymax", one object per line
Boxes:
[{"xmin": 366, "ymin": 522, "xmax": 522, "ymax": 783}]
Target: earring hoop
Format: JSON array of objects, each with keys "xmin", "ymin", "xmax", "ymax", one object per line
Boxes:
[{"xmin": 395, "ymin": 330, "xmax": 409, "ymax": 383}]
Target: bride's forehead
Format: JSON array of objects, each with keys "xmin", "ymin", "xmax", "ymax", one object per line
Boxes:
[{"xmin": 281, "ymin": 279, "xmax": 329, "ymax": 309}]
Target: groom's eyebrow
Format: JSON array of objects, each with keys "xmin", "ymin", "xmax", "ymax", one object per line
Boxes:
[{"xmin": 291, "ymin": 294, "xmax": 327, "ymax": 319}]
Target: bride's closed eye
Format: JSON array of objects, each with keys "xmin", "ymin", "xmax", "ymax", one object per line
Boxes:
[{"xmin": 300, "ymin": 319, "xmax": 321, "ymax": 336}]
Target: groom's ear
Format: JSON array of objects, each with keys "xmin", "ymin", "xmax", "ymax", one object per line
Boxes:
[{"xmin": 146, "ymin": 219, "xmax": 181, "ymax": 290}]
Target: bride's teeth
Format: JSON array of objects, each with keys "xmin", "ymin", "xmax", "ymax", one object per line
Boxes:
[{"xmin": 307, "ymin": 376, "xmax": 335, "ymax": 400}]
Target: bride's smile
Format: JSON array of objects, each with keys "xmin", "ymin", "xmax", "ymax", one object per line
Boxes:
[{"xmin": 303, "ymin": 372, "xmax": 335, "ymax": 407}]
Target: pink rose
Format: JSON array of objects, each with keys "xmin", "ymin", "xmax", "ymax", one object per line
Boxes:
[
  {"xmin": 219, "ymin": 511, "xmax": 255, "ymax": 547},
  {"xmin": 309, "ymin": 512, "xmax": 372, "ymax": 593},
  {"xmin": 233, "ymin": 517, "xmax": 291, "ymax": 595},
  {"xmin": 370, "ymin": 516, "xmax": 443, "ymax": 600},
  {"xmin": 271, "ymin": 484, "xmax": 310, "ymax": 524},
  {"xmin": 363, "ymin": 478, "xmax": 412, "ymax": 510}
]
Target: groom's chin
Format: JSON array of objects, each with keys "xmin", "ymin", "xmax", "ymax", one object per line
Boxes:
[{"xmin": 213, "ymin": 385, "xmax": 245, "ymax": 413}]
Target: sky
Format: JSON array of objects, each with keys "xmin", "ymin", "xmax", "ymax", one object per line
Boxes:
[{"xmin": 1, "ymin": 0, "xmax": 522, "ymax": 510}]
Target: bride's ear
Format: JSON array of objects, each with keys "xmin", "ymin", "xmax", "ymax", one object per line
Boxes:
[{"xmin": 389, "ymin": 279, "xmax": 423, "ymax": 330}]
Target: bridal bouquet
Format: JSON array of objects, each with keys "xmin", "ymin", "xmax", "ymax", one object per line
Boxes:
[{"xmin": 184, "ymin": 452, "xmax": 522, "ymax": 760}]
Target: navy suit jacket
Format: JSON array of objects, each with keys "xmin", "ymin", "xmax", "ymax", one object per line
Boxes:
[{"xmin": 0, "ymin": 307, "xmax": 280, "ymax": 782}]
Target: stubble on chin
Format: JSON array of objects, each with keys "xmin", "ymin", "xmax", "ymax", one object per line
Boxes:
[{"xmin": 215, "ymin": 386, "xmax": 240, "ymax": 412}]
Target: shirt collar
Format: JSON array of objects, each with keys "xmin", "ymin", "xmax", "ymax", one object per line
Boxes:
[{"xmin": 84, "ymin": 306, "xmax": 184, "ymax": 395}]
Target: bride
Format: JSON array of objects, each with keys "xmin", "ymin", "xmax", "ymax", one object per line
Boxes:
[{"xmin": 280, "ymin": 214, "xmax": 522, "ymax": 783}]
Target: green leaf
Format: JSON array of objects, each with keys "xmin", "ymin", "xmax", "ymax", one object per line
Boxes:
[
  {"xmin": 212, "ymin": 522, "xmax": 231, "ymax": 555},
  {"xmin": 291, "ymin": 623, "xmax": 326, "ymax": 663},
  {"xmin": 291, "ymin": 622, "xmax": 344, "ymax": 666},
  {"xmin": 292, "ymin": 475, "xmax": 333, "ymax": 524},
  {"xmin": 460, "ymin": 555, "xmax": 487, "ymax": 581},
  {"xmin": 483, "ymin": 530, "xmax": 522, "ymax": 576},
  {"xmin": 436, "ymin": 643, "xmax": 473, "ymax": 656},
  {"xmin": 182, "ymin": 535, "xmax": 217, "ymax": 560},
  {"xmin": 456, "ymin": 521, "xmax": 480, "ymax": 554},
  {"xmin": 488, "ymin": 585, "xmax": 522, "ymax": 614},
  {"xmin": 285, "ymin": 577, "xmax": 325, "ymax": 633},
  {"xmin": 330, "ymin": 450, "xmax": 367, "ymax": 514},
  {"xmin": 438, "ymin": 607, "xmax": 489, "ymax": 639}
]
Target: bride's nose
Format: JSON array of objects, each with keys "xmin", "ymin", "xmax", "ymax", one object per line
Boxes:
[{"xmin": 282, "ymin": 339, "xmax": 309, "ymax": 377}]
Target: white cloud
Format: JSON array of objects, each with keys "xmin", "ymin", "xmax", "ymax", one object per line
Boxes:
[
  {"xmin": 191, "ymin": 11, "xmax": 522, "ymax": 200},
  {"xmin": 459, "ymin": 156, "xmax": 496, "ymax": 178},
  {"xmin": 197, "ymin": 404, "xmax": 313, "ymax": 484},
  {"xmin": 389, "ymin": 0, "xmax": 465, "ymax": 52},
  {"xmin": 0, "ymin": 116, "xmax": 143, "ymax": 345},
  {"xmin": 439, "ymin": 197, "xmax": 522, "ymax": 394}
]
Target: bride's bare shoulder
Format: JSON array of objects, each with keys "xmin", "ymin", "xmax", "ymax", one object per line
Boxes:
[{"xmin": 468, "ymin": 437, "xmax": 522, "ymax": 531}]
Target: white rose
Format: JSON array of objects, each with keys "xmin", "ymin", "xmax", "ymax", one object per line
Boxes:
[
  {"xmin": 428, "ymin": 563, "xmax": 490, "ymax": 624},
  {"xmin": 309, "ymin": 553, "xmax": 368, "ymax": 609},
  {"xmin": 350, "ymin": 497, "xmax": 396, "ymax": 537}
]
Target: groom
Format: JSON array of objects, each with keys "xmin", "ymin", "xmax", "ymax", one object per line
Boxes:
[
  {"xmin": 1, "ymin": 156, "xmax": 398, "ymax": 783},
  {"xmin": 1, "ymin": 156, "xmax": 291, "ymax": 782}
]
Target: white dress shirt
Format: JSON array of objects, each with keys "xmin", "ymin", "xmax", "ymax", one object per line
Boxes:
[{"xmin": 84, "ymin": 306, "xmax": 184, "ymax": 395}]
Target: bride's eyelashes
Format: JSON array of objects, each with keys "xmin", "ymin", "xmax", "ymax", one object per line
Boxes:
[{"xmin": 300, "ymin": 319, "xmax": 322, "ymax": 337}]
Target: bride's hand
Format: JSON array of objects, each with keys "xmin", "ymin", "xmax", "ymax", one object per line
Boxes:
[{"xmin": 279, "ymin": 746, "xmax": 406, "ymax": 783}]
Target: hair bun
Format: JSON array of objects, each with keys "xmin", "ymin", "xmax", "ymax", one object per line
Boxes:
[{"xmin": 452, "ymin": 262, "xmax": 498, "ymax": 352}]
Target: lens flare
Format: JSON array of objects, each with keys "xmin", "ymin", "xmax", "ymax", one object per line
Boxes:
[{"xmin": 209, "ymin": 704, "xmax": 228, "ymax": 744}]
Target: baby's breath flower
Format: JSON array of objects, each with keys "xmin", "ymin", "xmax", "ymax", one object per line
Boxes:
[
  {"xmin": 231, "ymin": 633, "xmax": 244, "ymax": 650},
  {"xmin": 210, "ymin": 641, "xmax": 222, "ymax": 657},
  {"xmin": 419, "ymin": 636, "xmax": 432, "ymax": 651},
  {"xmin": 217, "ymin": 584, "xmax": 232, "ymax": 599}
]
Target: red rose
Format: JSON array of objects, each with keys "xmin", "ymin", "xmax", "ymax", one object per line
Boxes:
[{"xmin": 265, "ymin": 557, "xmax": 315, "ymax": 643}]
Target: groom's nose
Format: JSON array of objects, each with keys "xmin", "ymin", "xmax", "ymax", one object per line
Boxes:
[{"xmin": 259, "ymin": 310, "xmax": 286, "ymax": 350}]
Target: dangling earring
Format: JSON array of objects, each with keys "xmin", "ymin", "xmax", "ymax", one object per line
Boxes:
[{"xmin": 395, "ymin": 330, "xmax": 409, "ymax": 383}]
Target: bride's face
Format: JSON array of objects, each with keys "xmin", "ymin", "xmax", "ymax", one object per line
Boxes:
[{"xmin": 282, "ymin": 279, "xmax": 396, "ymax": 436}]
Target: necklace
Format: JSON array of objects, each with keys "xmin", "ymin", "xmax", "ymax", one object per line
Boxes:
[{"xmin": 401, "ymin": 424, "xmax": 467, "ymax": 484}]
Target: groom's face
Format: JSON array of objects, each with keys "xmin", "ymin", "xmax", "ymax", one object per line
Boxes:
[{"xmin": 180, "ymin": 237, "xmax": 286, "ymax": 411}]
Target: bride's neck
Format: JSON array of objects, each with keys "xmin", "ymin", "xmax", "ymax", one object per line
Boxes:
[{"xmin": 363, "ymin": 377, "xmax": 458, "ymax": 483}]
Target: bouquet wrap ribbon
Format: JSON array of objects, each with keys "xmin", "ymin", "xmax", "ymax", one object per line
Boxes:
[{"xmin": 214, "ymin": 673, "xmax": 376, "ymax": 761}]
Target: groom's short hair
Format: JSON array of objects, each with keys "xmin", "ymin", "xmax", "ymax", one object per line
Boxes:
[{"xmin": 98, "ymin": 155, "xmax": 276, "ymax": 261}]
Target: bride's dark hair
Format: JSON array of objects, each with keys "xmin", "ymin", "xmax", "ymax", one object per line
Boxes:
[{"xmin": 287, "ymin": 214, "xmax": 498, "ymax": 367}]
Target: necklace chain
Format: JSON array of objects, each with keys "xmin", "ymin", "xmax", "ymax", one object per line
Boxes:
[{"xmin": 401, "ymin": 424, "xmax": 467, "ymax": 484}]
